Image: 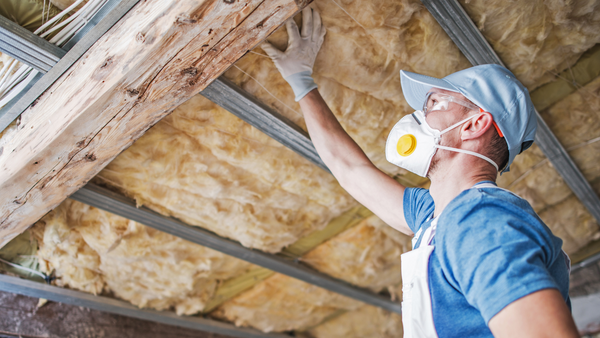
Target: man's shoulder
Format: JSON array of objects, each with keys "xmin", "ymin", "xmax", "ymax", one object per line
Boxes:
[
  {"xmin": 445, "ymin": 185, "xmax": 532, "ymax": 220},
  {"xmin": 437, "ymin": 186, "xmax": 554, "ymax": 247}
]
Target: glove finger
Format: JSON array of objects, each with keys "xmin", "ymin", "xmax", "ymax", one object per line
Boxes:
[
  {"xmin": 286, "ymin": 19, "xmax": 301, "ymax": 47},
  {"xmin": 312, "ymin": 9, "xmax": 323, "ymax": 42},
  {"xmin": 301, "ymin": 7, "xmax": 313, "ymax": 39},
  {"xmin": 260, "ymin": 41, "xmax": 283, "ymax": 59}
]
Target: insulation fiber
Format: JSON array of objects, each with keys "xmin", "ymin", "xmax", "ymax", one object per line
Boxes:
[
  {"xmin": 306, "ymin": 305, "xmax": 403, "ymax": 338},
  {"xmin": 96, "ymin": 96, "xmax": 356, "ymax": 253},
  {"xmin": 33, "ymin": 199, "xmax": 253, "ymax": 315},
  {"xmin": 460, "ymin": 0, "xmax": 600, "ymax": 90},
  {"xmin": 211, "ymin": 273, "xmax": 363, "ymax": 332},
  {"xmin": 302, "ymin": 214, "xmax": 411, "ymax": 291},
  {"xmin": 211, "ymin": 215, "xmax": 408, "ymax": 332}
]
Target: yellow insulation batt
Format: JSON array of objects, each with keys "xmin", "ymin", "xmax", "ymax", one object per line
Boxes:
[
  {"xmin": 211, "ymin": 273, "xmax": 363, "ymax": 332},
  {"xmin": 96, "ymin": 96, "xmax": 356, "ymax": 253},
  {"xmin": 301, "ymin": 214, "xmax": 411, "ymax": 292},
  {"xmin": 212, "ymin": 215, "xmax": 407, "ymax": 333},
  {"xmin": 305, "ymin": 305, "xmax": 403, "ymax": 338},
  {"xmin": 32, "ymin": 199, "xmax": 254, "ymax": 315},
  {"xmin": 225, "ymin": 0, "xmax": 471, "ymax": 174},
  {"xmin": 460, "ymin": 0, "xmax": 600, "ymax": 90}
]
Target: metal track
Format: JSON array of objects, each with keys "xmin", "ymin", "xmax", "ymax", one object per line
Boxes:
[
  {"xmin": 201, "ymin": 77, "xmax": 328, "ymax": 172},
  {"xmin": 0, "ymin": 15, "xmax": 65, "ymax": 73},
  {"xmin": 571, "ymin": 251, "xmax": 600, "ymax": 273},
  {"xmin": 421, "ymin": 0, "xmax": 600, "ymax": 224},
  {"xmin": 0, "ymin": 0, "xmax": 140, "ymax": 132},
  {"xmin": 0, "ymin": 274, "xmax": 291, "ymax": 338},
  {"xmin": 70, "ymin": 184, "xmax": 402, "ymax": 314}
]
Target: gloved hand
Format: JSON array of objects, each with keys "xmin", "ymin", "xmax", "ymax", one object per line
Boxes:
[{"xmin": 261, "ymin": 7, "xmax": 326, "ymax": 101}]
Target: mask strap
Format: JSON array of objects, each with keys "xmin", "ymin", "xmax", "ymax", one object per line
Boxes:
[
  {"xmin": 439, "ymin": 113, "xmax": 484, "ymax": 135},
  {"xmin": 434, "ymin": 145, "xmax": 499, "ymax": 172}
]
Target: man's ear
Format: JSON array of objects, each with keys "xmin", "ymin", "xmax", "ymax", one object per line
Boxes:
[{"xmin": 460, "ymin": 112, "xmax": 494, "ymax": 141}]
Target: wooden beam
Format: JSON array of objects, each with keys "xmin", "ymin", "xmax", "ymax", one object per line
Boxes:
[
  {"xmin": 0, "ymin": 0, "xmax": 137, "ymax": 132},
  {"xmin": 0, "ymin": 0, "xmax": 309, "ymax": 247},
  {"xmin": 0, "ymin": 15, "xmax": 65, "ymax": 73}
]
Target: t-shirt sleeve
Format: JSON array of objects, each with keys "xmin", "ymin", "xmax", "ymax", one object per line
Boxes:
[
  {"xmin": 403, "ymin": 187, "xmax": 435, "ymax": 234},
  {"xmin": 437, "ymin": 191, "xmax": 561, "ymax": 324}
]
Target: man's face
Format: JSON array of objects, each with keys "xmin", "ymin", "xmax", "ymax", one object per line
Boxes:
[
  {"xmin": 425, "ymin": 88, "xmax": 478, "ymax": 176},
  {"xmin": 423, "ymin": 89, "xmax": 473, "ymax": 130}
]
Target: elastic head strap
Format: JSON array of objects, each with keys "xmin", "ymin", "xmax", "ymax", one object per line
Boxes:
[{"xmin": 434, "ymin": 145, "xmax": 499, "ymax": 171}]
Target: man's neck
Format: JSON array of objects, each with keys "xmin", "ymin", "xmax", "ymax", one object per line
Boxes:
[{"xmin": 428, "ymin": 160, "xmax": 497, "ymax": 217}]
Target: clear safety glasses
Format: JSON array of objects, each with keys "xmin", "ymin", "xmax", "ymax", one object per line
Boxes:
[
  {"xmin": 422, "ymin": 91, "xmax": 480, "ymax": 117},
  {"xmin": 422, "ymin": 91, "xmax": 505, "ymax": 138}
]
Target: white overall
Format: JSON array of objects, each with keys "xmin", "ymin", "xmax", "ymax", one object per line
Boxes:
[{"xmin": 400, "ymin": 183, "xmax": 572, "ymax": 338}]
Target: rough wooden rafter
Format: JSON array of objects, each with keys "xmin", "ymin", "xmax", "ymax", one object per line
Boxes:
[{"xmin": 0, "ymin": 0, "xmax": 310, "ymax": 247}]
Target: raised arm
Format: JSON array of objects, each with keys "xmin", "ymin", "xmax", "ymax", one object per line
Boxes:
[{"xmin": 261, "ymin": 8, "xmax": 412, "ymax": 235}]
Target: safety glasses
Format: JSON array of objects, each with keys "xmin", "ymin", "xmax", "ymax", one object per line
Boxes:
[
  {"xmin": 422, "ymin": 91, "xmax": 480, "ymax": 116},
  {"xmin": 422, "ymin": 91, "xmax": 505, "ymax": 138}
]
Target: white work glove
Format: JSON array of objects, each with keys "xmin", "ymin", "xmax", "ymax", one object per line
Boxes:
[{"xmin": 261, "ymin": 7, "xmax": 326, "ymax": 101}]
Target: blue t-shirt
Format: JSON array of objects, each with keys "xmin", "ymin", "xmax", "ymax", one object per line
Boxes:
[{"xmin": 403, "ymin": 182, "xmax": 571, "ymax": 337}]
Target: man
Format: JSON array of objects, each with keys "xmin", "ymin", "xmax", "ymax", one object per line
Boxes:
[{"xmin": 260, "ymin": 7, "xmax": 579, "ymax": 338}]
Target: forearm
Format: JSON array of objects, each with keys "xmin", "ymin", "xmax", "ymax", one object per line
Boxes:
[{"xmin": 298, "ymin": 89, "xmax": 372, "ymax": 178}]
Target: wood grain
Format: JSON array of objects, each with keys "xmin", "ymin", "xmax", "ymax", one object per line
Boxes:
[{"xmin": 0, "ymin": 0, "xmax": 309, "ymax": 247}]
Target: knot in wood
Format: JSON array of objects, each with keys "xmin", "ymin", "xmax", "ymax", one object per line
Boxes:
[
  {"xmin": 223, "ymin": 0, "xmax": 235, "ymax": 4},
  {"xmin": 85, "ymin": 153, "xmax": 97, "ymax": 162},
  {"xmin": 126, "ymin": 89, "xmax": 140, "ymax": 97},
  {"xmin": 101, "ymin": 57, "xmax": 113, "ymax": 69},
  {"xmin": 182, "ymin": 67, "xmax": 198, "ymax": 76}
]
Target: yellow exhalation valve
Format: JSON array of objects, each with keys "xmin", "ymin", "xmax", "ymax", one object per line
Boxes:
[{"xmin": 397, "ymin": 134, "xmax": 417, "ymax": 157}]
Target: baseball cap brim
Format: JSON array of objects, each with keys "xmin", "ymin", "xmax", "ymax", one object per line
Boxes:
[{"xmin": 400, "ymin": 70, "xmax": 459, "ymax": 111}]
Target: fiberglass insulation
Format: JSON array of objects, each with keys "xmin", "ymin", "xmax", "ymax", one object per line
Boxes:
[
  {"xmin": 32, "ymin": 199, "xmax": 253, "ymax": 315},
  {"xmin": 211, "ymin": 273, "xmax": 363, "ymax": 332},
  {"xmin": 460, "ymin": 0, "xmax": 600, "ymax": 90},
  {"xmin": 95, "ymin": 95, "xmax": 356, "ymax": 253},
  {"xmin": 225, "ymin": 0, "xmax": 471, "ymax": 177},
  {"xmin": 301, "ymin": 214, "xmax": 411, "ymax": 292},
  {"xmin": 305, "ymin": 305, "xmax": 403, "ymax": 338},
  {"xmin": 211, "ymin": 215, "xmax": 409, "ymax": 332}
]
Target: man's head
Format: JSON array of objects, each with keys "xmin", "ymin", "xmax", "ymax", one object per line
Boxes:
[
  {"xmin": 423, "ymin": 89, "xmax": 509, "ymax": 176},
  {"xmin": 399, "ymin": 64, "xmax": 537, "ymax": 173}
]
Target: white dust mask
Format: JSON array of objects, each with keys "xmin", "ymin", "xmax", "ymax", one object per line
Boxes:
[{"xmin": 385, "ymin": 110, "xmax": 499, "ymax": 177}]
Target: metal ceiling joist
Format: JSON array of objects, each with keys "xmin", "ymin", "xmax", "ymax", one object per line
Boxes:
[
  {"xmin": 571, "ymin": 251, "xmax": 600, "ymax": 273},
  {"xmin": 0, "ymin": 0, "xmax": 139, "ymax": 133},
  {"xmin": 70, "ymin": 184, "xmax": 402, "ymax": 314},
  {"xmin": 0, "ymin": 15, "xmax": 65, "ymax": 73},
  {"xmin": 201, "ymin": 77, "xmax": 329, "ymax": 172},
  {"xmin": 420, "ymin": 0, "xmax": 600, "ymax": 224},
  {"xmin": 0, "ymin": 274, "xmax": 291, "ymax": 338}
]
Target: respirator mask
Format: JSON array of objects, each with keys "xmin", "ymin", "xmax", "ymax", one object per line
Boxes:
[{"xmin": 386, "ymin": 92, "xmax": 499, "ymax": 177}]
